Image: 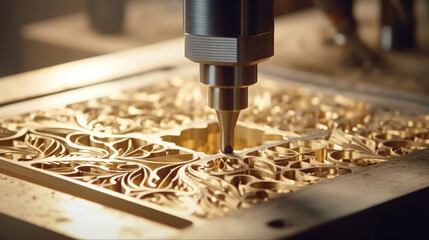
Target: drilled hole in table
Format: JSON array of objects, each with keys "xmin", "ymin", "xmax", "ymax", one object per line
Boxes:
[{"xmin": 267, "ymin": 219, "xmax": 292, "ymax": 229}]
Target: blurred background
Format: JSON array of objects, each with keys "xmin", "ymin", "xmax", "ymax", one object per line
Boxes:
[{"xmin": 0, "ymin": 0, "xmax": 428, "ymax": 95}]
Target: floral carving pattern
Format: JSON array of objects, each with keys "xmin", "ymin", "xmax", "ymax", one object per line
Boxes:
[{"xmin": 1, "ymin": 77, "xmax": 428, "ymax": 218}]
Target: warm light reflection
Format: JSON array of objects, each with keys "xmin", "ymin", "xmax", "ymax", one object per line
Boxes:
[{"xmin": 0, "ymin": 76, "xmax": 428, "ymax": 219}]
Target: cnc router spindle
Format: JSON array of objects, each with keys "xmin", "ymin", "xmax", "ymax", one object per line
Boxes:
[{"xmin": 184, "ymin": 0, "xmax": 274, "ymax": 153}]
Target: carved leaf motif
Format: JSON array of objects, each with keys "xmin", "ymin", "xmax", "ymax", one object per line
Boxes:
[{"xmin": 0, "ymin": 77, "xmax": 427, "ymax": 218}]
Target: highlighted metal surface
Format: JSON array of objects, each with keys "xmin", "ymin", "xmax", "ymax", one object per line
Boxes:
[{"xmin": 1, "ymin": 76, "xmax": 428, "ymax": 224}]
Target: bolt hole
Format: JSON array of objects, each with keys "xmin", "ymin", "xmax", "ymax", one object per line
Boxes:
[{"xmin": 267, "ymin": 219, "xmax": 291, "ymax": 229}]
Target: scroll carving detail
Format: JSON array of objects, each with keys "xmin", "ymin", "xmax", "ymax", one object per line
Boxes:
[{"xmin": 1, "ymin": 77, "xmax": 428, "ymax": 218}]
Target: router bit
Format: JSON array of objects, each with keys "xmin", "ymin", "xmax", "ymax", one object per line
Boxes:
[{"xmin": 184, "ymin": 0, "xmax": 274, "ymax": 153}]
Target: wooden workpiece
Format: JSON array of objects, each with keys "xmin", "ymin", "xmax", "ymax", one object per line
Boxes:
[
  {"xmin": 1, "ymin": 1, "xmax": 429, "ymax": 238},
  {"xmin": 1, "ymin": 39, "xmax": 429, "ymax": 238}
]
